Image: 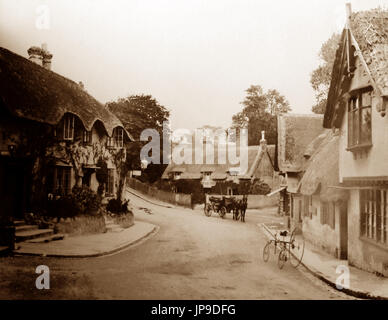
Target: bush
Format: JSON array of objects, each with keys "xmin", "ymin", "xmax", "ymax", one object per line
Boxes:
[
  {"xmin": 107, "ymin": 198, "xmax": 129, "ymax": 214},
  {"xmin": 46, "ymin": 186, "xmax": 101, "ymax": 219},
  {"xmin": 72, "ymin": 186, "xmax": 101, "ymax": 215}
]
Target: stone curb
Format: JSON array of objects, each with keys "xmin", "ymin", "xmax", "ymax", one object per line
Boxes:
[
  {"xmin": 258, "ymin": 223, "xmax": 388, "ymax": 300},
  {"xmin": 13, "ymin": 224, "xmax": 159, "ymax": 259}
]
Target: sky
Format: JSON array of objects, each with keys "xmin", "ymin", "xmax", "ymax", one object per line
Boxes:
[{"xmin": 0, "ymin": 0, "xmax": 387, "ymax": 131}]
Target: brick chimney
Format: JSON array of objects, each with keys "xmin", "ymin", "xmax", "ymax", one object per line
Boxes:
[
  {"xmin": 27, "ymin": 43, "xmax": 52, "ymax": 70},
  {"xmin": 260, "ymin": 130, "xmax": 267, "ymax": 151}
]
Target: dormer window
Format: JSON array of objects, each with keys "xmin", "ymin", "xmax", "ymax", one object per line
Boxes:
[
  {"xmin": 347, "ymin": 88, "xmax": 372, "ymax": 150},
  {"xmin": 83, "ymin": 130, "xmax": 92, "ymax": 145},
  {"xmin": 63, "ymin": 114, "xmax": 75, "ymax": 141},
  {"xmin": 107, "ymin": 128, "xmax": 124, "ymax": 148},
  {"xmin": 114, "ymin": 127, "xmax": 124, "ymax": 148},
  {"xmin": 173, "ymin": 172, "xmax": 181, "ymax": 180}
]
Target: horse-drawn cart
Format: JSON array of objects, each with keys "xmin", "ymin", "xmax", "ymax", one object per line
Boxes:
[{"xmin": 204, "ymin": 194, "xmax": 248, "ymax": 221}]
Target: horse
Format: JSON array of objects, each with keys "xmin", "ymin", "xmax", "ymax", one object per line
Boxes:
[{"xmin": 239, "ymin": 195, "xmax": 248, "ymax": 222}]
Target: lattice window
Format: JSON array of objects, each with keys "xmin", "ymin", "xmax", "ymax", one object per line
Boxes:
[
  {"xmin": 83, "ymin": 130, "xmax": 92, "ymax": 145},
  {"xmin": 63, "ymin": 114, "xmax": 75, "ymax": 141},
  {"xmin": 106, "ymin": 169, "xmax": 115, "ymax": 196},
  {"xmin": 53, "ymin": 167, "xmax": 72, "ymax": 195},
  {"xmin": 348, "ymin": 89, "xmax": 372, "ymax": 148},
  {"xmin": 360, "ymin": 189, "xmax": 388, "ymax": 245}
]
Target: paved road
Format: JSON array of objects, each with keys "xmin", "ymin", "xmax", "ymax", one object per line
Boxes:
[{"xmin": 0, "ymin": 193, "xmax": 351, "ymax": 299}]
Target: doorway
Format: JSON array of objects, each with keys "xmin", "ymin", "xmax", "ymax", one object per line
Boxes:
[{"xmin": 339, "ymin": 202, "xmax": 348, "ymax": 259}]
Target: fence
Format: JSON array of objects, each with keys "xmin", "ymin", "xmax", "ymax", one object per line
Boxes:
[{"xmin": 127, "ymin": 178, "xmax": 192, "ymax": 208}]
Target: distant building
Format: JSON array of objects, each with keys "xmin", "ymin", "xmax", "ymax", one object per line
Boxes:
[{"xmin": 275, "ymin": 113, "xmax": 324, "ymax": 226}]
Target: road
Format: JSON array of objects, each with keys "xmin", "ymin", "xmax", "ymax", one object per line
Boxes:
[{"xmin": 0, "ymin": 192, "xmax": 351, "ymax": 299}]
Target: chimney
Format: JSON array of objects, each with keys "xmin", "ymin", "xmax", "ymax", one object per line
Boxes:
[
  {"xmin": 260, "ymin": 130, "xmax": 267, "ymax": 151},
  {"xmin": 41, "ymin": 43, "xmax": 53, "ymax": 70},
  {"xmin": 27, "ymin": 43, "xmax": 52, "ymax": 70},
  {"xmin": 27, "ymin": 46, "xmax": 43, "ymax": 65},
  {"xmin": 345, "ymin": 3, "xmax": 352, "ymax": 29}
]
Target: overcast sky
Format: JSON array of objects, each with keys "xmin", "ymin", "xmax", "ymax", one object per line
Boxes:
[{"xmin": 1, "ymin": 0, "xmax": 387, "ymax": 131}]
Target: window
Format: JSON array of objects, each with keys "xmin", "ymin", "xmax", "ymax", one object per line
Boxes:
[
  {"xmin": 83, "ymin": 130, "xmax": 92, "ymax": 145},
  {"xmin": 360, "ymin": 189, "xmax": 388, "ymax": 245},
  {"xmin": 320, "ymin": 202, "xmax": 335, "ymax": 229},
  {"xmin": 303, "ymin": 196, "xmax": 311, "ymax": 218},
  {"xmin": 63, "ymin": 114, "xmax": 75, "ymax": 141},
  {"xmin": 348, "ymin": 89, "xmax": 372, "ymax": 149},
  {"xmin": 106, "ymin": 169, "xmax": 115, "ymax": 196},
  {"xmin": 107, "ymin": 128, "xmax": 124, "ymax": 148},
  {"xmin": 51, "ymin": 167, "xmax": 72, "ymax": 195},
  {"xmin": 173, "ymin": 172, "xmax": 181, "ymax": 180}
]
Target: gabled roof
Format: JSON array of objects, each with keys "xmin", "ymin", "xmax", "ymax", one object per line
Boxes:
[
  {"xmin": 277, "ymin": 114, "xmax": 324, "ymax": 172},
  {"xmin": 324, "ymin": 8, "xmax": 388, "ymax": 127},
  {"xmin": 161, "ymin": 144, "xmax": 274, "ymax": 181},
  {"xmin": 0, "ymin": 47, "xmax": 133, "ymax": 140}
]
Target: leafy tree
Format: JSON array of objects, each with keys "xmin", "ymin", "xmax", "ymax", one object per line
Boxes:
[
  {"xmin": 231, "ymin": 85, "xmax": 291, "ymax": 145},
  {"xmin": 106, "ymin": 95, "xmax": 170, "ymax": 183},
  {"xmin": 310, "ymin": 33, "xmax": 341, "ymax": 114}
]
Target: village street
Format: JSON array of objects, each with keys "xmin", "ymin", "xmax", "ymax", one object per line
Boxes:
[{"xmin": 0, "ymin": 192, "xmax": 351, "ymax": 300}]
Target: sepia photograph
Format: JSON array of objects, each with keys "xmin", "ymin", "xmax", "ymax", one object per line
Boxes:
[{"xmin": 0, "ymin": 0, "xmax": 388, "ymax": 308}]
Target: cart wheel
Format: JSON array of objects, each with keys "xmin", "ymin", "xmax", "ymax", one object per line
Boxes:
[
  {"xmin": 219, "ymin": 206, "xmax": 226, "ymax": 218},
  {"xmin": 278, "ymin": 248, "xmax": 288, "ymax": 269},
  {"xmin": 262, "ymin": 241, "xmax": 272, "ymax": 262},
  {"xmin": 289, "ymin": 227, "xmax": 305, "ymax": 268},
  {"xmin": 204, "ymin": 204, "xmax": 212, "ymax": 217}
]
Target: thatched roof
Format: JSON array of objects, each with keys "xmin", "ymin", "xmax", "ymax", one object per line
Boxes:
[
  {"xmin": 0, "ymin": 47, "xmax": 133, "ymax": 139},
  {"xmin": 162, "ymin": 143, "xmax": 274, "ymax": 181},
  {"xmin": 298, "ymin": 130, "xmax": 348, "ymax": 202},
  {"xmin": 324, "ymin": 8, "xmax": 388, "ymax": 127},
  {"xmin": 350, "ymin": 8, "xmax": 388, "ymax": 96},
  {"xmin": 277, "ymin": 114, "xmax": 324, "ymax": 172}
]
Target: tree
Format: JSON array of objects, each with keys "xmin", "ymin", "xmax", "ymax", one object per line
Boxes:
[
  {"xmin": 231, "ymin": 85, "xmax": 291, "ymax": 145},
  {"xmin": 106, "ymin": 95, "xmax": 170, "ymax": 183},
  {"xmin": 310, "ymin": 33, "xmax": 341, "ymax": 114}
]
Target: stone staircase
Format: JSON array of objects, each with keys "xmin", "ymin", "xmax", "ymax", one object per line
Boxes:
[{"xmin": 14, "ymin": 220, "xmax": 65, "ymax": 244}]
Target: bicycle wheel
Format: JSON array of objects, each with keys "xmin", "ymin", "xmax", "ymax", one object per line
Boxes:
[
  {"xmin": 289, "ymin": 227, "xmax": 305, "ymax": 268},
  {"xmin": 278, "ymin": 248, "xmax": 288, "ymax": 269},
  {"xmin": 204, "ymin": 204, "xmax": 212, "ymax": 217},
  {"xmin": 219, "ymin": 206, "xmax": 226, "ymax": 218},
  {"xmin": 262, "ymin": 241, "xmax": 273, "ymax": 262}
]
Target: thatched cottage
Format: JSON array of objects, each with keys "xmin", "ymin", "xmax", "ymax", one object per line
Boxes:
[
  {"xmin": 161, "ymin": 135, "xmax": 278, "ymax": 206},
  {"xmin": 0, "ymin": 45, "xmax": 133, "ymax": 225},
  {"xmin": 323, "ymin": 6, "xmax": 388, "ymax": 276},
  {"xmin": 275, "ymin": 113, "xmax": 324, "ymax": 226}
]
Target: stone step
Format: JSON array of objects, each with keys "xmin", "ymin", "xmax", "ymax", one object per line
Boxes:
[
  {"xmin": 15, "ymin": 229, "xmax": 54, "ymax": 242},
  {"xmin": 15, "ymin": 225, "xmax": 38, "ymax": 232},
  {"xmin": 14, "ymin": 220, "xmax": 26, "ymax": 226},
  {"xmin": 26, "ymin": 233, "xmax": 66, "ymax": 243}
]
